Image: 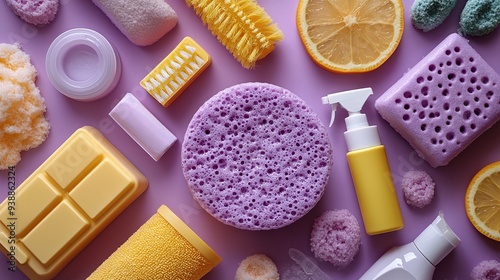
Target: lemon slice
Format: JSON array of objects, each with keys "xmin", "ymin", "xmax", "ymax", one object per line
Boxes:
[
  {"xmin": 465, "ymin": 161, "xmax": 500, "ymax": 241},
  {"xmin": 296, "ymin": 0, "xmax": 404, "ymax": 73}
]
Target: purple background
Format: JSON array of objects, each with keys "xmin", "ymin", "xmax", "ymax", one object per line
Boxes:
[{"xmin": 0, "ymin": 0, "xmax": 499, "ymax": 279}]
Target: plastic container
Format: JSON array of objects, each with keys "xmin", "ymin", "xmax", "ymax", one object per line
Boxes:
[
  {"xmin": 359, "ymin": 213, "xmax": 460, "ymax": 280},
  {"xmin": 322, "ymin": 87, "xmax": 404, "ymax": 235},
  {"xmin": 46, "ymin": 28, "xmax": 121, "ymax": 101}
]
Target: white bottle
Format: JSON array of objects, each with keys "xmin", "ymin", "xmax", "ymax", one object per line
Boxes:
[{"xmin": 359, "ymin": 213, "xmax": 461, "ymax": 280}]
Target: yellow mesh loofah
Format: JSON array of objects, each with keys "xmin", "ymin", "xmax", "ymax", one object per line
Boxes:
[
  {"xmin": 186, "ymin": 0, "xmax": 283, "ymax": 68},
  {"xmin": 0, "ymin": 43, "xmax": 50, "ymax": 169}
]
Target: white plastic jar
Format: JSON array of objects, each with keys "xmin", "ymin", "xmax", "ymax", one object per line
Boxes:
[{"xmin": 46, "ymin": 28, "xmax": 121, "ymax": 101}]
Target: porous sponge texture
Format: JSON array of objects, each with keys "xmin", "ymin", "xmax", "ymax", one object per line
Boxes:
[
  {"xmin": 310, "ymin": 209, "xmax": 361, "ymax": 269},
  {"xmin": 6, "ymin": 0, "xmax": 59, "ymax": 25},
  {"xmin": 92, "ymin": 0, "xmax": 178, "ymax": 46},
  {"xmin": 375, "ymin": 33, "xmax": 500, "ymax": 167},
  {"xmin": 182, "ymin": 82, "xmax": 333, "ymax": 230},
  {"xmin": 235, "ymin": 254, "xmax": 279, "ymax": 280},
  {"xmin": 0, "ymin": 43, "xmax": 50, "ymax": 169},
  {"xmin": 87, "ymin": 213, "xmax": 214, "ymax": 280}
]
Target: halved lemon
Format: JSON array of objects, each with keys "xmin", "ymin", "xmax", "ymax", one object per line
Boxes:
[
  {"xmin": 296, "ymin": 0, "xmax": 404, "ymax": 73},
  {"xmin": 465, "ymin": 161, "xmax": 500, "ymax": 241}
]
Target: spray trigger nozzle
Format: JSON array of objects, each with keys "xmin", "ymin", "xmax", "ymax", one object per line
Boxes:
[
  {"xmin": 321, "ymin": 88, "xmax": 373, "ymax": 127},
  {"xmin": 328, "ymin": 103, "xmax": 338, "ymax": 127}
]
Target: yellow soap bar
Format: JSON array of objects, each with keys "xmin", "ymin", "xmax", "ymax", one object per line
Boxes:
[
  {"xmin": 0, "ymin": 126, "xmax": 148, "ymax": 280},
  {"xmin": 140, "ymin": 36, "xmax": 211, "ymax": 107}
]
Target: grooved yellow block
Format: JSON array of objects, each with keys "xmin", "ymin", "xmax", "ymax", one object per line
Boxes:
[
  {"xmin": 69, "ymin": 159, "xmax": 132, "ymax": 219},
  {"xmin": 140, "ymin": 36, "xmax": 211, "ymax": 107},
  {"xmin": 23, "ymin": 201, "xmax": 89, "ymax": 265},
  {"xmin": 45, "ymin": 134, "xmax": 101, "ymax": 190},
  {"xmin": 14, "ymin": 175, "xmax": 61, "ymax": 236},
  {"xmin": 0, "ymin": 126, "xmax": 148, "ymax": 280},
  {"xmin": 87, "ymin": 205, "xmax": 221, "ymax": 280}
]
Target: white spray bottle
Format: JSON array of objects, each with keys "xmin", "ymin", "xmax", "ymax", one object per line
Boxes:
[
  {"xmin": 322, "ymin": 88, "xmax": 404, "ymax": 235},
  {"xmin": 359, "ymin": 212, "xmax": 461, "ymax": 280}
]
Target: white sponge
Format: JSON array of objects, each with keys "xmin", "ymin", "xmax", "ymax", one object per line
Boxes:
[{"xmin": 92, "ymin": 0, "xmax": 178, "ymax": 46}]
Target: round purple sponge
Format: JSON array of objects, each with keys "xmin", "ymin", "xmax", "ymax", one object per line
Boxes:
[
  {"xmin": 401, "ymin": 170, "xmax": 435, "ymax": 208},
  {"xmin": 471, "ymin": 260, "xmax": 500, "ymax": 280},
  {"xmin": 181, "ymin": 82, "xmax": 333, "ymax": 230},
  {"xmin": 310, "ymin": 209, "xmax": 361, "ymax": 269},
  {"xmin": 6, "ymin": 0, "xmax": 59, "ymax": 25}
]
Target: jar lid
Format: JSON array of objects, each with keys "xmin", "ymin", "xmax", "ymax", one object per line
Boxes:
[{"xmin": 46, "ymin": 28, "xmax": 121, "ymax": 101}]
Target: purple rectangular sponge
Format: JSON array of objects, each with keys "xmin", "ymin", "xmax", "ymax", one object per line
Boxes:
[{"xmin": 375, "ymin": 33, "xmax": 500, "ymax": 167}]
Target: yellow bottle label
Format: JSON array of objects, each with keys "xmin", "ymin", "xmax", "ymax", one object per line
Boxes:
[{"xmin": 347, "ymin": 145, "xmax": 404, "ymax": 235}]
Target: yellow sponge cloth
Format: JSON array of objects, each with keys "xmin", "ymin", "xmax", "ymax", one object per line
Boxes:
[{"xmin": 87, "ymin": 205, "xmax": 221, "ymax": 280}]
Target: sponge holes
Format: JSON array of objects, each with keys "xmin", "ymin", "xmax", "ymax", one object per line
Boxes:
[{"xmin": 445, "ymin": 46, "xmax": 461, "ymax": 56}]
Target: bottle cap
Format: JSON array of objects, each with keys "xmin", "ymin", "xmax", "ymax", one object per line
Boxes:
[
  {"xmin": 46, "ymin": 28, "xmax": 121, "ymax": 101},
  {"xmin": 414, "ymin": 212, "xmax": 461, "ymax": 266}
]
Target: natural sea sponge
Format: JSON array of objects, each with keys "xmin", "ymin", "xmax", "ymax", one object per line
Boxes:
[{"xmin": 0, "ymin": 43, "xmax": 50, "ymax": 169}]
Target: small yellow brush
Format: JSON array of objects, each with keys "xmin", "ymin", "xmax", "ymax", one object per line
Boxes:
[
  {"xmin": 140, "ymin": 36, "xmax": 211, "ymax": 107},
  {"xmin": 186, "ymin": 0, "xmax": 283, "ymax": 69}
]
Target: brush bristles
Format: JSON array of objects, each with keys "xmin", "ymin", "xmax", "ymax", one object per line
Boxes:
[{"xmin": 186, "ymin": 0, "xmax": 283, "ymax": 68}]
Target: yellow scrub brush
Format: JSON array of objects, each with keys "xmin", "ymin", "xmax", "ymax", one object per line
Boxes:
[{"xmin": 186, "ymin": 0, "xmax": 283, "ymax": 68}]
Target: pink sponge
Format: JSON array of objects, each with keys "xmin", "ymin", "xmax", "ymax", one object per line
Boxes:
[
  {"xmin": 6, "ymin": 0, "xmax": 59, "ymax": 25},
  {"xmin": 92, "ymin": 0, "xmax": 177, "ymax": 46},
  {"xmin": 375, "ymin": 33, "xmax": 500, "ymax": 167},
  {"xmin": 470, "ymin": 260, "xmax": 500, "ymax": 280},
  {"xmin": 401, "ymin": 170, "xmax": 435, "ymax": 208},
  {"xmin": 181, "ymin": 82, "xmax": 333, "ymax": 230},
  {"xmin": 310, "ymin": 209, "xmax": 361, "ymax": 269}
]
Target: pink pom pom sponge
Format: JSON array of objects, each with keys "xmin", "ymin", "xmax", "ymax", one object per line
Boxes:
[
  {"xmin": 6, "ymin": 0, "xmax": 59, "ymax": 25},
  {"xmin": 470, "ymin": 260, "xmax": 500, "ymax": 280},
  {"xmin": 401, "ymin": 170, "xmax": 435, "ymax": 208},
  {"xmin": 310, "ymin": 209, "xmax": 361, "ymax": 268}
]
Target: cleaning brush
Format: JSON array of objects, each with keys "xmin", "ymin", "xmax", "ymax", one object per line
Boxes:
[
  {"xmin": 185, "ymin": 0, "xmax": 283, "ymax": 68},
  {"xmin": 140, "ymin": 36, "xmax": 211, "ymax": 107}
]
